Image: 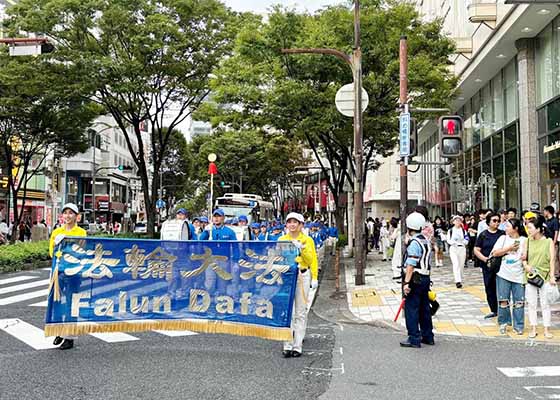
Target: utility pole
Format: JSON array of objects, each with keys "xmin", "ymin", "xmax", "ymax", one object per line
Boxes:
[
  {"xmin": 282, "ymin": 0, "xmax": 365, "ymax": 285},
  {"xmin": 399, "ymin": 36, "xmax": 409, "ymax": 267}
]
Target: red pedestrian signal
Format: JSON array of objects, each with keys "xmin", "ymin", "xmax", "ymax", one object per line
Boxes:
[{"xmin": 439, "ymin": 116, "xmax": 463, "ymax": 158}]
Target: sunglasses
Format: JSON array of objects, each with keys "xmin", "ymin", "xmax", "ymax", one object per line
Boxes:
[{"xmin": 490, "ymin": 219, "xmax": 500, "ymax": 223}]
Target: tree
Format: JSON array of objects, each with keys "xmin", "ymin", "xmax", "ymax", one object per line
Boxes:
[
  {"xmin": 196, "ymin": 1, "xmax": 457, "ymax": 232},
  {"xmin": 185, "ymin": 129, "xmax": 306, "ymax": 202},
  {"xmin": 11, "ymin": 0, "xmax": 237, "ymax": 236},
  {"xmin": 0, "ymin": 54, "xmax": 99, "ymax": 242}
]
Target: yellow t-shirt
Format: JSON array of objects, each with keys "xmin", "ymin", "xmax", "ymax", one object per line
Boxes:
[
  {"xmin": 279, "ymin": 232, "xmax": 318, "ymax": 280},
  {"xmin": 49, "ymin": 225, "xmax": 87, "ymax": 258}
]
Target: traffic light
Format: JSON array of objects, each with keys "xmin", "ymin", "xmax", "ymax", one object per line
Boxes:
[
  {"xmin": 409, "ymin": 118, "xmax": 418, "ymax": 158},
  {"xmin": 220, "ymin": 181, "xmax": 225, "ymax": 187},
  {"xmin": 117, "ymin": 165, "xmax": 133, "ymax": 171},
  {"xmin": 439, "ymin": 115, "xmax": 463, "ymax": 158}
]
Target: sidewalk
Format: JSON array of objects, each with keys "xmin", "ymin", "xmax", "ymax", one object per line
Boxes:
[{"xmin": 343, "ymin": 250, "xmax": 560, "ymax": 344}]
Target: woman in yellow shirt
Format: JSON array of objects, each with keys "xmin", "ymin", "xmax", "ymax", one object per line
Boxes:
[
  {"xmin": 279, "ymin": 212, "xmax": 318, "ymax": 358},
  {"xmin": 48, "ymin": 203, "xmax": 87, "ymax": 350}
]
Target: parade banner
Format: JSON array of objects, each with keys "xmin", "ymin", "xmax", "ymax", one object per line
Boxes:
[{"xmin": 45, "ymin": 237, "xmax": 299, "ymax": 341}]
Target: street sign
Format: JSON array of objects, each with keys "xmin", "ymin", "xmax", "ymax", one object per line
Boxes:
[
  {"xmin": 335, "ymin": 83, "xmax": 369, "ymax": 118},
  {"xmin": 399, "ymin": 112, "xmax": 411, "ymax": 157},
  {"xmin": 156, "ymin": 199, "xmax": 166, "ymax": 209}
]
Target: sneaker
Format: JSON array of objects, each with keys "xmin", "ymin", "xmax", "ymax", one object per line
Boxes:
[
  {"xmin": 484, "ymin": 312, "xmax": 497, "ymax": 319},
  {"xmin": 514, "ymin": 329, "xmax": 524, "ymax": 335},
  {"xmin": 499, "ymin": 324, "xmax": 507, "ymax": 335},
  {"xmin": 59, "ymin": 339, "xmax": 74, "ymax": 350},
  {"xmin": 456, "ymin": 282, "xmax": 463, "ymax": 289},
  {"xmin": 282, "ymin": 350, "xmax": 292, "ymax": 358},
  {"xmin": 53, "ymin": 336, "xmax": 63, "ymax": 346}
]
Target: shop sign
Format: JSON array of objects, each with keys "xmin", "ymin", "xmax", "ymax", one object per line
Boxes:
[{"xmin": 543, "ymin": 141, "xmax": 560, "ymax": 154}]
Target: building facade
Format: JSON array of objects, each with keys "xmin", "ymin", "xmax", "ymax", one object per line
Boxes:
[{"xmin": 415, "ymin": 1, "xmax": 560, "ymax": 218}]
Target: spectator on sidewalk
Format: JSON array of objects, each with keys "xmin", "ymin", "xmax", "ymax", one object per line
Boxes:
[
  {"xmin": 498, "ymin": 210, "xmax": 508, "ymax": 231},
  {"xmin": 491, "ymin": 218, "xmax": 527, "ymax": 335},
  {"xmin": 391, "ymin": 222, "xmax": 403, "ymax": 282},
  {"xmin": 543, "ymin": 205, "xmax": 559, "ymax": 245},
  {"xmin": 400, "ymin": 212, "xmax": 434, "ymax": 348},
  {"xmin": 447, "ymin": 215, "xmax": 469, "ymax": 289},
  {"xmin": 476, "ymin": 209, "xmax": 491, "ymax": 237},
  {"xmin": 523, "ymin": 215, "xmax": 557, "ymax": 339},
  {"xmin": 474, "ymin": 212, "xmax": 504, "ymax": 319},
  {"xmin": 467, "ymin": 215, "xmax": 478, "ymax": 265},
  {"xmin": 433, "ymin": 216, "xmax": 445, "ymax": 267},
  {"xmin": 507, "ymin": 207, "xmax": 517, "ymax": 220},
  {"xmin": 380, "ymin": 220, "xmax": 390, "ymax": 262}
]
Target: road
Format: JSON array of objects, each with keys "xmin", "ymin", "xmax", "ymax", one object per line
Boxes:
[{"xmin": 1, "ymin": 266, "xmax": 559, "ymax": 400}]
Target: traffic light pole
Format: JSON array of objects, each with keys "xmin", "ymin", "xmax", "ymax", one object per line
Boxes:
[{"xmin": 399, "ymin": 36, "xmax": 409, "ymax": 268}]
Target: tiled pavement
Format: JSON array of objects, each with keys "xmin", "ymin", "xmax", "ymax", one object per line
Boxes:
[{"xmin": 343, "ymin": 250, "xmax": 560, "ymax": 344}]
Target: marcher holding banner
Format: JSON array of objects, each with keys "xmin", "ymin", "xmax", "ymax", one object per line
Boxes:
[
  {"xmin": 48, "ymin": 203, "xmax": 87, "ymax": 350},
  {"xmin": 279, "ymin": 212, "xmax": 318, "ymax": 358}
]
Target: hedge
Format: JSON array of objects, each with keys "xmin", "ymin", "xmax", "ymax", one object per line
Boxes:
[
  {"xmin": 90, "ymin": 232, "xmax": 152, "ymax": 239},
  {"xmin": 0, "ymin": 241, "xmax": 51, "ymax": 273}
]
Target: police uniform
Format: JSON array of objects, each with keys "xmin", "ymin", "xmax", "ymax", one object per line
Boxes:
[
  {"xmin": 279, "ymin": 230, "xmax": 318, "ymax": 356},
  {"xmin": 402, "ymin": 233, "xmax": 434, "ymax": 347}
]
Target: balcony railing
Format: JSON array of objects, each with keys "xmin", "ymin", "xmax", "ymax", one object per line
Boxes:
[{"xmin": 467, "ymin": 1, "xmax": 497, "ymax": 23}]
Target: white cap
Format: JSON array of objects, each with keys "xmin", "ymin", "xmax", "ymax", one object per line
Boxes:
[
  {"xmin": 451, "ymin": 214, "xmax": 463, "ymax": 222},
  {"xmin": 286, "ymin": 212, "xmax": 305, "ymax": 224},
  {"xmin": 62, "ymin": 203, "xmax": 79, "ymax": 214}
]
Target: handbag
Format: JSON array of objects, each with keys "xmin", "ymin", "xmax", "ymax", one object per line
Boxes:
[
  {"xmin": 527, "ymin": 272, "xmax": 544, "ymax": 288},
  {"xmin": 486, "ymin": 235, "xmax": 505, "ymax": 272}
]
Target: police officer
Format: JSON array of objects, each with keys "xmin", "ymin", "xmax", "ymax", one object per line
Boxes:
[
  {"xmin": 400, "ymin": 211, "xmax": 435, "ymax": 348},
  {"xmin": 279, "ymin": 212, "xmax": 318, "ymax": 358}
]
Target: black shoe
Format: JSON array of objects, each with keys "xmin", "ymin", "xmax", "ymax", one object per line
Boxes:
[
  {"xmin": 291, "ymin": 350, "xmax": 302, "ymax": 358},
  {"xmin": 484, "ymin": 312, "xmax": 497, "ymax": 319},
  {"xmin": 59, "ymin": 339, "xmax": 74, "ymax": 350},
  {"xmin": 382, "ymin": 259, "xmax": 387, "ymax": 262},
  {"xmin": 456, "ymin": 282, "xmax": 463, "ymax": 289},
  {"xmin": 282, "ymin": 350, "xmax": 292, "ymax": 358},
  {"xmin": 399, "ymin": 340, "xmax": 421, "ymax": 348},
  {"xmin": 53, "ymin": 336, "xmax": 63, "ymax": 346},
  {"xmin": 421, "ymin": 338, "xmax": 435, "ymax": 345}
]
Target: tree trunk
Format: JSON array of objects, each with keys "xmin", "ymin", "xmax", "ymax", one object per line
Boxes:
[{"xmin": 334, "ymin": 205, "xmax": 346, "ymax": 236}]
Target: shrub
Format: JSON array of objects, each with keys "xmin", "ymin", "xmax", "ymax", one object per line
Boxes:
[
  {"xmin": 337, "ymin": 234, "xmax": 348, "ymax": 249},
  {"xmin": 0, "ymin": 241, "xmax": 51, "ymax": 273}
]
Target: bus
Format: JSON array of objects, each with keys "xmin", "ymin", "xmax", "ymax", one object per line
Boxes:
[{"xmin": 215, "ymin": 193, "xmax": 275, "ymax": 224}]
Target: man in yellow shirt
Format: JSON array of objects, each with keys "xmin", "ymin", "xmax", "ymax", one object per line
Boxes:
[
  {"xmin": 279, "ymin": 212, "xmax": 318, "ymax": 358},
  {"xmin": 48, "ymin": 203, "xmax": 87, "ymax": 350}
]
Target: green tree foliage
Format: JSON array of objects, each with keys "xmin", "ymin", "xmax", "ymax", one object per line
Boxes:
[
  {"xmin": 0, "ymin": 55, "xmax": 99, "ymax": 240},
  {"xmin": 161, "ymin": 128, "xmax": 195, "ymax": 212},
  {"xmin": 196, "ymin": 0, "xmax": 457, "ymax": 230},
  {"xmin": 10, "ymin": 0, "xmax": 237, "ymax": 236},
  {"xmin": 187, "ymin": 129, "xmax": 305, "ymax": 200}
]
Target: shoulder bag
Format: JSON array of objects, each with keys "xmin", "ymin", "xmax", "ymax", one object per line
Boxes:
[
  {"xmin": 486, "ymin": 234, "xmax": 505, "ymax": 273},
  {"xmin": 526, "ymin": 239, "xmax": 546, "ymax": 288}
]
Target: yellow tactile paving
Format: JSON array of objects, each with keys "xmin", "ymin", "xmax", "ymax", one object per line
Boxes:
[{"xmin": 351, "ymin": 289, "xmax": 383, "ymax": 307}]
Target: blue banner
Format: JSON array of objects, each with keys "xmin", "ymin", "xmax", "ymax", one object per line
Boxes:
[{"xmin": 45, "ymin": 237, "xmax": 299, "ymax": 341}]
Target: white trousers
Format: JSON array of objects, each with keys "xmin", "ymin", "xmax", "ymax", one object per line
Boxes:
[
  {"xmin": 449, "ymin": 245, "xmax": 466, "ymax": 283},
  {"xmin": 526, "ymin": 283, "xmax": 552, "ymax": 327},
  {"xmin": 380, "ymin": 238, "xmax": 389, "ymax": 260},
  {"xmin": 284, "ymin": 270, "xmax": 311, "ymax": 353}
]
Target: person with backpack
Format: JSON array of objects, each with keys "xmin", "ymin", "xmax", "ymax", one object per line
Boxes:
[
  {"xmin": 474, "ymin": 212, "xmax": 505, "ymax": 319},
  {"xmin": 400, "ymin": 212, "xmax": 434, "ymax": 348},
  {"xmin": 447, "ymin": 215, "xmax": 469, "ymax": 288}
]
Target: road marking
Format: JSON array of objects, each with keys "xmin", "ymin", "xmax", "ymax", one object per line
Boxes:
[
  {"xmin": 0, "ymin": 289, "xmax": 50, "ymax": 305},
  {"xmin": 498, "ymin": 366, "xmax": 560, "ymax": 378},
  {"xmin": 29, "ymin": 300, "xmax": 48, "ymax": 307},
  {"xmin": 89, "ymin": 332, "xmax": 139, "ymax": 343},
  {"xmin": 524, "ymin": 386, "xmax": 560, "ymax": 399},
  {"xmin": 154, "ymin": 330, "xmax": 198, "ymax": 337},
  {"xmin": 0, "ymin": 279, "xmax": 50, "ymax": 295},
  {"xmin": 0, "ymin": 276, "xmax": 36, "ymax": 286},
  {"xmin": 0, "ymin": 318, "xmax": 58, "ymax": 350}
]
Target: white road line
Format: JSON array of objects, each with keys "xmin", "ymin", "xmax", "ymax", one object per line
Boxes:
[
  {"xmin": 0, "ymin": 276, "xmax": 36, "ymax": 286},
  {"xmin": 498, "ymin": 366, "xmax": 560, "ymax": 378},
  {"xmin": 41, "ymin": 267, "xmax": 52, "ymax": 271},
  {"xmin": 0, "ymin": 318, "xmax": 58, "ymax": 350},
  {"xmin": 524, "ymin": 386, "xmax": 560, "ymax": 399},
  {"xmin": 154, "ymin": 330, "xmax": 198, "ymax": 337},
  {"xmin": 0, "ymin": 279, "xmax": 50, "ymax": 295},
  {"xmin": 88, "ymin": 332, "xmax": 139, "ymax": 343},
  {"xmin": 0, "ymin": 289, "xmax": 50, "ymax": 305},
  {"xmin": 29, "ymin": 300, "xmax": 48, "ymax": 307}
]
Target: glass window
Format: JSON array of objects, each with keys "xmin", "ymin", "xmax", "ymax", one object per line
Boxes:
[
  {"xmin": 505, "ymin": 150, "xmax": 519, "ymax": 210},
  {"xmin": 555, "ymin": 16, "xmax": 560, "ymax": 98},
  {"xmin": 464, "ymin": 101, "xmax": 473, "ymax": 149},
  {"xmin": 548, "ymin": 97, "xmax": 560, "ymax": 132},
  {"xmin": 492, "ymin": 155, "xmax": 505, "ymax": 210},
  {"xmin": 483, "ymin": 160, "xmax": 492, "ymax": 175},
  {"xmin": 538, "ymin": 107, "xmax": 548, "ymax": 136},
  {"xmin": 492, "ymin": 72, "xmax": 504, "ymax": 132},
  {"xmin": 536, "ymin": 24, "xmax": 554, "ymax": 106},
  {"xmin": 482, "ymin": 138, "xmax": 492, "ymax": 160},
  {"xmin": 465, "ymin": 146, "xmax": 472, "ymax": 166},
  {"xmin": 503, "ymin": 60, "xmax": 518, "ymax": 124},
  {"xmin": 472, "ymin": 144, "xmax": 481, "ymax": 165},
  {"xmin": 504, "ymin": 124, "xmax": 517, "ymax": 151},
  {"xmin": 492, "ymin": 131, "xmax": 503, "ymax": 155},
  {"xmin": 472, "ymin": 93, "xmax": 481, "ymax": 145},
  {"xmin": 481, "ymin": 84, "xmax": 494, "ymax": 139}
]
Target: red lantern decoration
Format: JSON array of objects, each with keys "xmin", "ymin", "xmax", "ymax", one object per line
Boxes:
[{"xmin": 208, "ymin": 162, "xmax": 218, "ymax": 175}]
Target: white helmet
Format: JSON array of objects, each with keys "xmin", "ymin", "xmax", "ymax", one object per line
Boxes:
[{"xmin": 406, "ymin": 212, "xmax": 426, "ymax": 231}]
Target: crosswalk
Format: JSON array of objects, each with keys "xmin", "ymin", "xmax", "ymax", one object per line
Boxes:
[
  {"xmin": 498, "ymin": 366, "xmax": 560, "ymax": 399},
  {"xmin": 0, "ymin": 272, "xmax": 199, "ymax": 350}
]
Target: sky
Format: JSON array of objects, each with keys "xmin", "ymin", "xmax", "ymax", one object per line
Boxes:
[{"xmin": 222, "ymin": 0, "xmax": 346, "ymax": 14}]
